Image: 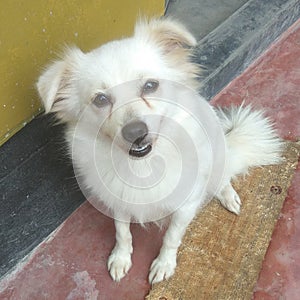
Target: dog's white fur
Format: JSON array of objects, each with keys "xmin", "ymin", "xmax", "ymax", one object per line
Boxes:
[{"xmin": 37, "ymin": 18, "xmax": 283, "ymax": 284}]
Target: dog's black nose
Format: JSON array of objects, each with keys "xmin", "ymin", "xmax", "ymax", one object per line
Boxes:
[{"xmin": 122, "ymin": 121, "xmax": 148, "ymax": 144}]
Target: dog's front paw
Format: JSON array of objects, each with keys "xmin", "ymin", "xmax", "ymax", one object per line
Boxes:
[
  {"xmin": 218, "ymin": 184, "xmax": 241, "ymax": 215},
  {"xmin": 108, "ymin": 249, "xmax": 132, "ymax": 282},
  {"xmin": 149, "ymin": 254, "xmax": 177, "ymax": 284}
]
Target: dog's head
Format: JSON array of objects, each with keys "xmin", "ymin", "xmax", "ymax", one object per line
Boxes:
[{"xmin": 37, "ymin": 18, "xmax": 200, "ymax": 158}]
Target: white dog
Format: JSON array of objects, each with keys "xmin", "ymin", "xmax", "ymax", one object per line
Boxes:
[{"xmin": 37, "ymin": 18, "xmax": 283, "ymax": 284}]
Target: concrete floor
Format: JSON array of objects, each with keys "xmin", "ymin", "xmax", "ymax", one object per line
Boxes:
[{"xmin": 0, "ymin": 18, "xmax": 299, "ymax": 300}]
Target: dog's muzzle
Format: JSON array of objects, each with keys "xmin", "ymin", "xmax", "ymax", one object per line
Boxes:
[{"xmin": 122, "ymin": 121, "xmax": 152, "ymax": 158}]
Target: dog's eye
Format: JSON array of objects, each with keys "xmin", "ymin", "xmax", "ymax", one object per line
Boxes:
[
  {"xmin": 93, "ymin": 93, "xmax": 111, "ymax": 108},
  {"xmin": 142, "ymin": 80, "xmax": 159, "ymax": 94}
]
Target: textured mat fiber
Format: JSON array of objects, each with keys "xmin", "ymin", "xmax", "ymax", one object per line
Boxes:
[{"xmin": 147, "ymin": 142, "xmax": 299, "ymax": 300}]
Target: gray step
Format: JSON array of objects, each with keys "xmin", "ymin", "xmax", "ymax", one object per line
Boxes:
[
  {"xmin": 167, "ymin": 0, "xmax": 300, "ymax": 99},
  {"xmin": 166, "ymin": 0, "xmax": 248, "ymax": 40}
]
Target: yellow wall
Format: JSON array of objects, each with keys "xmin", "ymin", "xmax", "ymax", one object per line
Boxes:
[{"xmin": 0, "ymin": 0, "xmax": 164, "ymax": 145}]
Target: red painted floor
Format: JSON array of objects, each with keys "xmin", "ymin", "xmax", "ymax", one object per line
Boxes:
[{"xmin": 0, "ymin": 20, "xmax": 299, "ymax": 300}]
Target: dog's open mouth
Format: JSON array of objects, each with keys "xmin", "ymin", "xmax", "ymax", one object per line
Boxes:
[
  {"xmin": 129, "ymin": 140, "xmax": 152, "ymax": 158},
  {"xmin": 121, "ymin": 121, "xmax": 153, "ymax": 158}
]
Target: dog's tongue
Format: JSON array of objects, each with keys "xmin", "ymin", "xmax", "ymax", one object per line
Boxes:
[{"xmin": 129, "ymin": 142, "xmax": 152, "ymax": 158}]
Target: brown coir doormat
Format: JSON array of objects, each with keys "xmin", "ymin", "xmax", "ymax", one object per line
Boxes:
[{"xmin": 147, "ymin": 141, "xmax": 299, "ymax": 300}]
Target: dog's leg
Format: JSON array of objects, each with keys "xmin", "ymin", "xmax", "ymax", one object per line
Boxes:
[
  {"xmin": 108, "ymin": 220, "xmax": 133, "ymax": 281},
  {"xmin": 217, "ymin": 183, "xmax": 241, "ymax": 215},
  {"xmin": 149, "ymin": 207, "xmax": 196, "ymax": 284}
]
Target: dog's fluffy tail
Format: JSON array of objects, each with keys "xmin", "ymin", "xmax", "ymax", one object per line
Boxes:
[{"xmin": 216, "ymin": 105, "xmax": 284, "ymax": 178}]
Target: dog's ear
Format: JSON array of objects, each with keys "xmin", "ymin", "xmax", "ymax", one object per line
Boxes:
[
  {"xmin": 37, "ymin": 60, "xmax": 68, "ymax": 113},
  {"xmin": 135, "ymin": 18, "xmax": 200, "ymax": 89},
  {"xmin": 36, "ymin": 47, "xmax": 84, "ymax": 120},
  {"xmin": 134, "ymin": 18, "xmax": 197, "ymax": 54}
]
